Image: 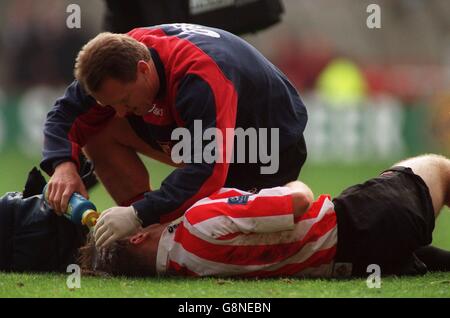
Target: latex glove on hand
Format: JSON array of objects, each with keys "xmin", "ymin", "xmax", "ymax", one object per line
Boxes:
[{"xmin": 94, "ymin": 206, "xmax": 142, "ymax": 248}]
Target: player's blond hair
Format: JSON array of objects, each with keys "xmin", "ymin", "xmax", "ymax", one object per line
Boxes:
[{"xmin": 74, "ymin": 32, "xmax": 150, "ymax": 95}]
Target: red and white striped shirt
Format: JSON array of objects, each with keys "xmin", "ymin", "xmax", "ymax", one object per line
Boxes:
[{"xmin": 156, "ymin": 187, "xmax": 338, "ymax": 278}]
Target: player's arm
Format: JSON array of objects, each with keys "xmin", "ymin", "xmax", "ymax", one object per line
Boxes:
[
  {"xmin": 41, "ymin": 80, "xmax": 115, "ymax": 214},
  {"xmin": 132, "ymin": 74, "xmax": 238, "ymax": 226},
  {"xmin": 234, "ymin": 183, "xmax": 313, "ymax": 233},
  {"xmin": 284, "ymin": 180, "xmax": 314, "ymax": 218},
  {"xmin": 185, "ymin": 185, "xmax": 313, "ymax": 238}
]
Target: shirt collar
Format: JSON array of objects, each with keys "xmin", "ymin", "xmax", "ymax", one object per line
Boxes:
[
  {"xmin": 149, "ymin": 48, "xmax": 166, "ymax": 100},
  {"xmin": 155, "ymin": 217, "xmax": 183, "ymax": 275}
]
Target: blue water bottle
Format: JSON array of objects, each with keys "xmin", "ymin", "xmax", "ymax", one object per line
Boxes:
[{"xmin": 43, "ymin": 184, "xmax": 100, "ymax": 228}]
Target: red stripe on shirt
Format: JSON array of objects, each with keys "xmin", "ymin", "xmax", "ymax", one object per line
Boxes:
[
  {"xmin": 238, "ymin": 246, "xmax": 337, "ymax": 278},
  {"xmin": 185, "ymin": 195, "xmax": 293, "ymax": 225},
  {"xmin": 174, "ymin": 212, "xmax": 336, "ymax": 266},
  {"xmin": 208, "ymin": 189, "xmax": 246, "ymax": 200},
  {"xmin": 167, "ymin": 260, "xmax": 199, "ymax": 277},
  {"xmin": 295, "ymin": 195, "xmax": 331, "ymax": 222}
]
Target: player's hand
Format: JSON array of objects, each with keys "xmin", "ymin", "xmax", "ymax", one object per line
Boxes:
[
  {"xmin": 47, "ymin": 161, "xmax": 88, "ymax": 215},
  {"xmin": 94, "ymin": 206, "xmax": 142, "ymax": 248}
]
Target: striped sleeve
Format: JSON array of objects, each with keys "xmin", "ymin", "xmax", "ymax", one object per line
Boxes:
[{"xmin": 184, "ymin": 186, "xmax": 294, "ymax": 238}]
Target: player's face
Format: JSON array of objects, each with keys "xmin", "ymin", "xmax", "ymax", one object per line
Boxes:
[{"xmin": 93, "ymin": 61, "xmax": 159, "ymax": 117}]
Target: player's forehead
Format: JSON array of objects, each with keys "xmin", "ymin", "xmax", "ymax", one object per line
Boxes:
[{"xmin": 94, "ymin": 78, "xmax": 131, "ymax": 105}]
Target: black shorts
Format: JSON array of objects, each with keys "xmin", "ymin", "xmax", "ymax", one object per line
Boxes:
[
  {"xmin": 224, "ymin": 136, "xmax": 307, "ymax": 192},
  {"xmin": 333, "ymin": 166, "xmax": 435, "ymax": 276}
]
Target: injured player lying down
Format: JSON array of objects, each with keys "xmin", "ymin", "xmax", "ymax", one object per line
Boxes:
[{"xmin": 79, "ymin": 154, "xmax": 450, "ymax": 278}]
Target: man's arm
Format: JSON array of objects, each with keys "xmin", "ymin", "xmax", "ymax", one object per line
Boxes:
[
  {"xmin": 284, "ymin": 180, "xmax": 314, "ymax": 219},
  {"xmin": 132, "ymin": 74, "xmax": 238, "ymax": 226},
  {"xmin": 41, "ymin": 80, "xmax": 115, "ymax": 213},
  {"xmin": 94, "ymin": 73, "xmax": 238, "ymax": 248}
]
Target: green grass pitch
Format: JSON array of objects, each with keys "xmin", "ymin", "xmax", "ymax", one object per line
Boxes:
[{"xmin": 0, "ymin": 150, "xmax": 449, "ymax": 298}]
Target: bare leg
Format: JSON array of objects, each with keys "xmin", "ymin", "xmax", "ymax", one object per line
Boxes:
[
  {"xmin": 393, "ymin": 154, "xmax": 450, "ymax": 217},
  {"xmin": 390, "ymin": 154, "xmax": 450, "ymax": 273},
  {"xmin": 83, "ymin": 117, "xmax": 181, "ymax": 205}
]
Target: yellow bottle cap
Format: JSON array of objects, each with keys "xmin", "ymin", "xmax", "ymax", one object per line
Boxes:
[{"xmin": 81, "ymin": 209, "xmax": 100, "ymax": 228}]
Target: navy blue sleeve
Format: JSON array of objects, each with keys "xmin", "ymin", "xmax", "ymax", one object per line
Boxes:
[
  {"xmin": 40, "ymin": 80, "xmax": 115, "ymax": 175},
  {"xmin": 133, "ymin": 74, "xmax": 236, "ymax": 226}
]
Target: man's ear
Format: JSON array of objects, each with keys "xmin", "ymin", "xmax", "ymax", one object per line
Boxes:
[
  {"xmin": 129, "ymin": 232, "xmax": 148, "ymax": 245},
  {"xmin": 137, "ymin": 60, "xmax": 149, "ymax": 74}
]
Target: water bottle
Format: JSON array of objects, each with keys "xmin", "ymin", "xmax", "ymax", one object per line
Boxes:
[{"xmin": 43, "ymin": 184, "xmax": 100, "ymax": 228}]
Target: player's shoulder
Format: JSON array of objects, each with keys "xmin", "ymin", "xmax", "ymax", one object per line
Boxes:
[
  {"xmin": 208, "ymin": 188, "xmax": 252, "ymax": 200},
  {"xmin": 126, "ymin": 26, "xmax": 166, "ymax": 42},
  {"xmin": 184, "ymin": 188, "xmax": 251, "ymax": 217}
]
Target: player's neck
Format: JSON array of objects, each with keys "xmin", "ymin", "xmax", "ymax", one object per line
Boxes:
[
  {"xmin": 147, "ymin": 58, "xmax": 160, "ymax": 97},
  {"xmin": 142, "ymin": 223, "xmax": 167, "ymax": 274}
]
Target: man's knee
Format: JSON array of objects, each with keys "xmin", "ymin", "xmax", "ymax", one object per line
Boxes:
[
  {"xmin": 395, "ymin": 154, "xmax": 449, "ymax": 173},
  {"xmin": 423, "ymin": 154, "xmax": 450, "ymax": 193},
  {"xmin": 420, "ymin": 154, "xmax": 450, "ymax": 166},
  {"xmin": 438, "ymin": 155, "xmax": 450, "ymax": 206},
  {"xmin": 85, "ymin": 117, "xmax": 127, "ymax": 145},
  {"xmin": 84, "ymin": 117, "xmax": 140, "ymax": 160},
  {"xmin": 394, "ymin": 153, "xmax": 450, "ymax": 204}
]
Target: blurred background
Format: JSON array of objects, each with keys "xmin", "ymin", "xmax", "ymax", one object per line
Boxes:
[{"xmin": 0, "ymin": 1, "xmax": 449, "ymax": 246}]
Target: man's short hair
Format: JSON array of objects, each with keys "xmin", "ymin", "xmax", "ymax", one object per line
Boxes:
[
  {"xmin": 74, "ymin": 32, "xmax": 151, "ymax": 95},
  {"xmin": 78, "ymin": 233, "xmax": 153, "ymax": 277}
]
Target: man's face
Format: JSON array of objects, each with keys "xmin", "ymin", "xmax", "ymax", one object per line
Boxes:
[{"xmin": 93, "ymin": 61, "xmax": 159, "ymax": 117}]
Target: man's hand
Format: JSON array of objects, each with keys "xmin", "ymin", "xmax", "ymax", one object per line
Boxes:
[
  {"xmin": 94, "ymin": 206, "xmax": 142, "ymax": 248},
  {"xmin": 47, "ymin": 161, "xmax": 88, "ymax": 215}
]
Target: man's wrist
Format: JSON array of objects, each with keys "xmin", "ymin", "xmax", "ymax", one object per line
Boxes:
[
  {"xmin": 132, "ymin": 199, "xmax": 159, "ymax": 227},
  {"xmin": 52, "ymin": 159, "xmax": 77, "ymax": 172},
  {"xmin": 130, "ymin": 205, "xmax": 143, "ymax": 226}
]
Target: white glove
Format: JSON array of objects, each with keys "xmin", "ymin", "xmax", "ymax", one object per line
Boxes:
[{"xmin": 94, "ymin": 206, "xmax": 142, "ymax": 248}]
